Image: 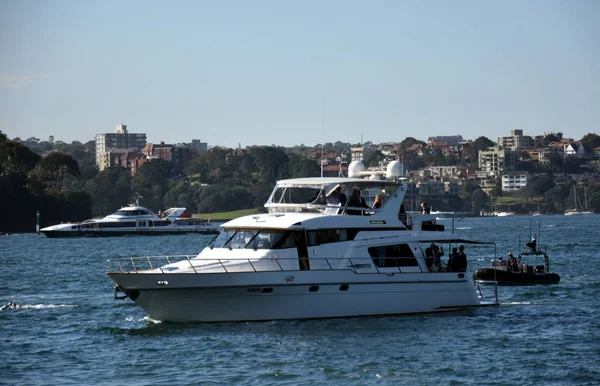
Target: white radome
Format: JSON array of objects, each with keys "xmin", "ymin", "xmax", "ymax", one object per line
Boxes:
[{"xmin": 348, "ymin": 160, "xmax": 366, "ymax": 178}]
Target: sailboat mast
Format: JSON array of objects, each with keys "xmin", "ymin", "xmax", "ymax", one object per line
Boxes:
[{"xmin": 320, "ymin": 93, "xmax": 324, "ymax": 178}]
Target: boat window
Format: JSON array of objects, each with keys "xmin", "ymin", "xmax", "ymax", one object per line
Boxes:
[
  {"xmin": 228, "ymin": 230, "xmax": 258, "ymax": 249},
  {"xmin": 246, "ymin": 230, "xmax": 295, "ymax": 250},
  {"xmin": 210, "ymin": 229, "xmax": 298, "ymax": 250},
  {"xmin": 368, "ymin": 244, "xmax": 419, "ymax": 267},
  {"xmin": 212, "ymin": 230, "xmax": 237, "ymax": 248},
  {"xmin": 97, "ymin": 221, "xmax": 136, "ymax": 228},
  {"xmin": 270, "ymin": 187, "xmax": 324, "ymax": 204},
  {"xmin": 278, "ymin": 233, "xmax": 296, "ymax": 249},
  {"xmin": 307, "ymin": 229, "xmax": 359, "ymax": 246}
]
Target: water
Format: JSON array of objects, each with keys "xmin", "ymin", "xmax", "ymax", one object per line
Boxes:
[{"xmin": 1, "ymin": 215, "xmax": 600, "ymax": 385}]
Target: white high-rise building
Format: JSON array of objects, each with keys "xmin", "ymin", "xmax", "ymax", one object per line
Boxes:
[{"xmin": 95, "ymin": 124, "xmax": 147, "ymax": 170}]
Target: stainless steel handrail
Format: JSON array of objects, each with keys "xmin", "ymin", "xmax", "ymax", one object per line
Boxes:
[{"xmin": 107, "ymin": 255, "xmax": 430, "ymax": 275}]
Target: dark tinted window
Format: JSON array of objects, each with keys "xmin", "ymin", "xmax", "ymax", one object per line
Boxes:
[{"xmin": 368, "ymin": 244, "xmax": 418, "ymax": 267}]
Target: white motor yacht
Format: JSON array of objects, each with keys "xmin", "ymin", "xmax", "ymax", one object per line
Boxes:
[
  {"xmin": 107, "ymin": 161, "xmax": 498, "ymax": 322},
  {"xmin": 41, "ymin": 205, "xmax": 219, "ymax": 237}
]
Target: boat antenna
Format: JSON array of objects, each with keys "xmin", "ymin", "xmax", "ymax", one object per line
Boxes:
[{"xmin": 321, "ymin": 92, "xmax": 325, "ymax": 178}]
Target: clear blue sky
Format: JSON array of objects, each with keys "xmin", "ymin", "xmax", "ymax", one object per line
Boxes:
[{"xmin": 1, "ymin": 0, "xmax": 598, "ymax": 148}]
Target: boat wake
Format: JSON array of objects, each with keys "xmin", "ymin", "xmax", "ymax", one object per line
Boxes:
[
  {"xmin": 501, "ymin": 301, "xmax": 534, "ymax": 306},
  {"xmin": 0, "ymin": 302, "xmax": 76, "ymax": 311},
  {"xmin": 124, "ymin": 315, "xmax": 162, "ymax": 324}
]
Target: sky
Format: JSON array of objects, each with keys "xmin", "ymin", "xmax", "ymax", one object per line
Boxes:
[{"xmin": 1, "ymin": 0, "xmax": 598, "ymax": 149}]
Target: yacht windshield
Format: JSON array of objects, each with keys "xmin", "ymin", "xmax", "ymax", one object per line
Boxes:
[
  {"xmin": 270, "ymin": 186, "xmax": 327, "ymax": 205},
  {"xmin": 210, "ymin": 229, "xmax": 292, "ymax": 250}
]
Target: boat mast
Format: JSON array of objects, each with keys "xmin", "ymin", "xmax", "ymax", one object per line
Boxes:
[{"xmin": 320, "ymin": 92, "xmax": 325, "ymax": 178}]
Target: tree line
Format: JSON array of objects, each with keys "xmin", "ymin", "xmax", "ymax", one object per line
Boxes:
[{"xmin": 2, "ymin": 131, "xmax": 599, "ymax": 233}]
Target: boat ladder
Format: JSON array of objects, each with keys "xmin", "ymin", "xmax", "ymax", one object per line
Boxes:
[{"xmin": 475, "ymin": 279, "xmax": 499, "ymax": 306}]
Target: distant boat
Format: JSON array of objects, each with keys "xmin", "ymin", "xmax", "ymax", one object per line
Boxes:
[
  {"xmin": 41, "ymin": 205, "xmax": 220, "ymax": 237},
  {"xmin": 495, "ymin": 211, "xmax": 515, "ymax": 217},
  {"xmin": 495, "ymin": 204, "xmax": 515, "ymax": 217},
  {"xmin": 473, "ymin": 232, "xmax": 560, "ymax": 286},
  {"xmin": 565, "ymin": 186, "xmax": 593, "ymax": 216}
]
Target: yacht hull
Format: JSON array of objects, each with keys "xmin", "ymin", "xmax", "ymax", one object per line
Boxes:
[{"xmin": 108, "ymin": 271, "xmax": 481, "ymax": 322}]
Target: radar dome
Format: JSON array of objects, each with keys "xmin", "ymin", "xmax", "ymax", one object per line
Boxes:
[
  {"xmin": 348, "ymin": 161, "xmax": 366, "ymax": 178},
  {"xmin": 386, "ymin": 161, "xmax": 403, "ymax": 178}
]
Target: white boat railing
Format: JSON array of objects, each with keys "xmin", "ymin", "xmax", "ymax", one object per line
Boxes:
[{"xmin": 106, "ymin": 255, "xmax": 466, "ymax": 276}]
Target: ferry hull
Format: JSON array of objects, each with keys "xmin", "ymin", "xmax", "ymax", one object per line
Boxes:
[
  {"xmin": 43, "ymin": 229, "xmax": 219, "ymax": 238},
  {"xmin": 108, "ymin": 271, "xmax": 481, "ymax": 322}
]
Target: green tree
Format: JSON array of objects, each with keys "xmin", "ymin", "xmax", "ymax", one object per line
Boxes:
[
  {"xmin": 544, "ymin": 182, "xmax": 571, "ymax": 213},
  {"xmin": 400, "ymin": 137, "xmax": 426, "ymax": 148},
  {"xmin": 579, "ymin": 133, "xmax": 600, "ymax": 152},
  {"xmin": 460, "ymin": 181, "xmax": 480, "ymax": 200},
  {"xmin": 163, "ymin": 180, "xmax": 197, "ymax": 211},
  {"xmin": 363, "ymin": 150, "xmax": 385, "ymax": 168},
  {"xmin": 0, "ymin": 137, "xmax": 41, "ymax": 176},
  {"xmin": 463, "ymin": 136, "xmax": 496, "ymax": 166},
  {"xmin": 36, "ymin": 152, "xmax": 80, "ymax": 192},
  {"xmin": 288, "ymin": 153, "xmax": 320, "ymax": 178},
  {"xmin": 84, "ymin": 167, "xmax": 133, "ymax": 216},
  {"xmin": 542, "ymin": 133, "xmax": 562, "ymax": 147}
]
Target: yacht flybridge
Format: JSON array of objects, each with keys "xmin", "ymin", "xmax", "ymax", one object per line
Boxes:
[{"xmin": 107, "ymin": 161, "xmax": 498, "ymax": 322}]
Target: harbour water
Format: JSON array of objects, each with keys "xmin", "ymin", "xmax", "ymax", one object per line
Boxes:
[{"xmin": 1, "ymin": 215, "xmax": 600, "ymax": 385}]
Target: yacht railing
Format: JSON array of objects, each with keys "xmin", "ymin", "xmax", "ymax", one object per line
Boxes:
[{"xmin": 107, "ymin": 255, "xmax": 467, "ymax": 276}]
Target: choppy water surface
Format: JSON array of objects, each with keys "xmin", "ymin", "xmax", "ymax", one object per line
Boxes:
[{"xmin": 1, "ymin": 215, "xmax": 599, "ymax": 385}]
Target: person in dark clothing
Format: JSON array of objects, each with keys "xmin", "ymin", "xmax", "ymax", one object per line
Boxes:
[
  {"xmin": 346, "ymin": 189, "xmax": 369, "ymax": 215},
  {"xmin": 425, "ymin": 243, "xmax": 443, "ymax": 272},
  {"xmin": 447, "ymin": 247, "xmax": 458, "ymax": 272},
  {"xmin": 421, "ymin": 201, "xmax": 431, "ymax": 214},
  {"xmin": 452, "ymin": 245, "xmax": 468, "ymax": 272}
]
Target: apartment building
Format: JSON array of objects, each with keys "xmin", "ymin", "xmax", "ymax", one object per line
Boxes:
[
  {"xmin": 95, "ymin": 124, "xmax": 147, "ymax": 170},
  {"xmin": 478, "ymin": 146, "xmax": 516, "ymax": 176},
  {"xmin": 501, "ymin": 172, "xmax": 530, "ymax": 192},
  {"xmin": 497, "ymin": 129, "xmax": 534, "ymax": 151}
]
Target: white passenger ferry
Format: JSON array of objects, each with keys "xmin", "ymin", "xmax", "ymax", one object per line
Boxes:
[
  {"xmin": 41, "ymin": 205, "xmax": 219, "ymax": 237},
  {"xmin": 107, "ymin": 161, "xmax": 498, "ymax": 322}
]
